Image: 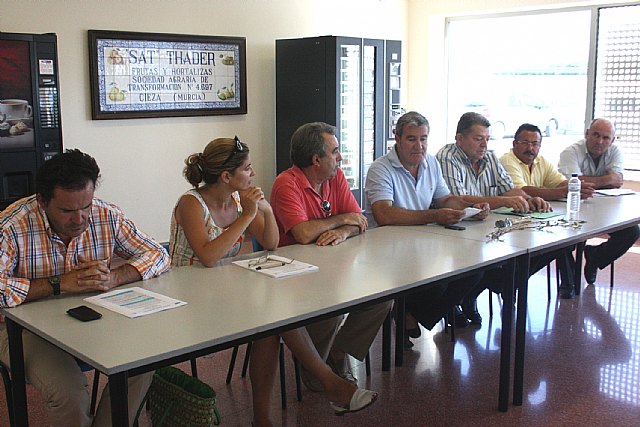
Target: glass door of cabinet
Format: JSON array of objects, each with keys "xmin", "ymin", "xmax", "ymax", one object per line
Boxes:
[
  {"xmin": 362, "ymin": 39, "xmax": 385, "ymax": 191},
  {"xmin": 337, "ymin": 41, "xmax": 361, "ymax": 194}
]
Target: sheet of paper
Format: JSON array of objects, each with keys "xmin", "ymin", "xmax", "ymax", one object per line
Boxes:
[
  {"xmin": 595, "ymin": 188, "xmax": 636, "ymax": 196},
  {"xmin": 462, "ymin": 207, "xmax": 482, "ymax": 220},
  {"xmin": 84, "ymin": 287, "xmax": 187, "ymax": 318},
  {"xmin": 492, "ymin": 207, "xmax": 563, "ymax": 219},
  {"xmin": 233, "ymin": 255, "xmax": 319, "ymax": 278}
]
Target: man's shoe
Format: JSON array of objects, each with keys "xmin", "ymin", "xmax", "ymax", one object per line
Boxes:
[
  {"xmin": 446, "ymin": 305, "xmax": 470, "ymax": 328},
  {"xmin": 404, "ymin": 335, "xmax": 414, "ymax": 349},
  {"xmin": 584, "ymin": 246, "xmax": 598, "ymax": 284},
  {"xmin": 558, "ymin": 284, "xmax": 576, "ymax": 299},
  {"xmin": 406, "ymin": 325, "xmax": 421, "ymax": 339},
  {"xmin": 461, "ymin": 300, "xmax": 482, "ymax": 326}
]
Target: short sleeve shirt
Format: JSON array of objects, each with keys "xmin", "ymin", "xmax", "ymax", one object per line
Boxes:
[
  {"xmin": 500, "ymin": 149, "xmax": 566, "ymax": 189},
  {"xmin": 557, "ymin": 139, "xmax": 623, "ymax": 178},
  {"xmin": 436, "ymin": 143, "xmax": 514, "ymax": 197},
  {"xmin": 270, "ymin": 166, "xmax": 362, "ymax": 246},
  {"xmin": 364, "ymin": 147, "xmax": 450, "ymax": 227}
]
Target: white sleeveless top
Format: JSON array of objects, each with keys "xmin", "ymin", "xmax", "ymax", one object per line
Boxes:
[{"xmin": 169, "ymin": 189, "xmax": 244, "ymax": 267}]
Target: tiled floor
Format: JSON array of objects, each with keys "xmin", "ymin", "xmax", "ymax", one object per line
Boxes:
[{"xmin": 2, "ymin": 239, "xmax": 639, "ymax": 426}]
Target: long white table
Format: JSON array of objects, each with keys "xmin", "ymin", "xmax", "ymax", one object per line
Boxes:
[
  {"xmin": 3, "ymin": 226, "xmax": 524, "ymax": 426},
  {"xmin": 406, "ymin": 193, "xmax": 640, "ymax": 407}
]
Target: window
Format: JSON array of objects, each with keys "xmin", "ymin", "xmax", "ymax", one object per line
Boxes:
[
  {"xmin": 594, "ymin": 4, "xmax": 640, "ymax": 171},
  {"xmin": 446, "ymin": 10, "xmax": 591, "ymax": 166}
]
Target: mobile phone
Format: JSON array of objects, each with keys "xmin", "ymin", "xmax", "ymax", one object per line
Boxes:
[
  {"xmin": 67, "ymin": 305, "xmax": 102, "ymax": 322},
  {"xmin": 444, "ymin": 224, "xmax": 466, "ymax": 231}
]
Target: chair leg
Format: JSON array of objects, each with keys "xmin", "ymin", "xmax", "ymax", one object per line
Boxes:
[
  {"xmin": 488, "ymin": 291, "xmax": 493, "ymax": 317},
  {"xmin": 90, "ymin": 370, "xmax": 100, "ymax": 416},
  {"xmin": 241, "ymin": 342, "xmax": 253, "ymax": 378},
  {"xmin": 190, "ymin": 358, "xmax": 198, "ymax": 379},
  {"xmin": 546, "ymin": 263, "xmax": 551, "ymax": 301},
  {"xmin": 610, "ymin": 261, "xmax": 615, "ymax": 288},
  {"xmin": 0, "ymin": 363, "xmax": 14, "ymax": 427},
  {"xmin": 278, "ymin": 341, "xmax": 287, "ymax": 410},
  {"xmin": 449, "ymin": 307, "xmax": 456, "ymax": 342},
  {"xmin": 365, "ymin": 351, "xmax": 371, "ymax": 377},
  {"xmin": 293, "ymin": 357, "xmax": 302, "ymax": 402},
  {"xmin": 225, "ymin": 345, "xmax": 239, "ymax": 384}
]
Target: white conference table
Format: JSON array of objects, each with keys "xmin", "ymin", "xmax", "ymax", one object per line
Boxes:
[
  {"xmin": 406, "ymin": 192, "xmax": 640, "ymax": 407},
  {"xmin": 3, "ymin": 225, "xmax": 524, "ymax": 426}
]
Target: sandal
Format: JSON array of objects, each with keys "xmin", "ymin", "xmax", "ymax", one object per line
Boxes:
[{"xmin": 330, "ymin": 388, "xmax": 378, "ymax": 415}]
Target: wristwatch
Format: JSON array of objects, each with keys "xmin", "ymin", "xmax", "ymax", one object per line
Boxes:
[{"xmin": 48, "ymin": 275, "xmax": 61, "ymax": 296}]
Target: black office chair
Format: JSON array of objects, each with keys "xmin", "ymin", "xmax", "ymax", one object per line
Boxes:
[{"xmin": 0, "ymin": 359, "xmax": 100, "ymax": 427}]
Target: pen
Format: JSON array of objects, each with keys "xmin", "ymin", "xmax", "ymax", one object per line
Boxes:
[{"xmin": 256, "ymin": 262, "xmax": 286, "ymax": 270}]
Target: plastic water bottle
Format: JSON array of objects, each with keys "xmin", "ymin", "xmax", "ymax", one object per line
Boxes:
[{"xmin": 566, "ymin": 173, "xmax": 581, "ymax": 220}]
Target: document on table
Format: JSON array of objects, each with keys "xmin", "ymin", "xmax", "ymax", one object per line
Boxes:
[
  {"xmin": 84, "ymin": 287, "xmax": 187, "ymax": 318},
  {"xmin": 233, "ymin": 255, "xmax": 318, "ymax": 278},
  {"xmin": 492, "ymin": 207, "xmax": 563, "ymax": 219},
  {"xmin": 462, "ymin": 207, "xmax": 482, "ymax": 220},
  {"xmin": 595, "ymin": 188, "xmax": 636, "ymax": 196}
]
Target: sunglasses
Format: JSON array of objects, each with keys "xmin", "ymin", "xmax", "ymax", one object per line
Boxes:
[
  {"xmin": 222, "ymin": 136, "xmax": 244, "ymax": 165},
  {"xmin": 321, "ymin": 200, "xmax": 331, "ymax": 217}
]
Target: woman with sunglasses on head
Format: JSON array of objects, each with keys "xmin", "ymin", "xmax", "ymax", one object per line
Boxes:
[{"xmin": 169, "ymin": 137, "xmax": 378, "ymax": 427}]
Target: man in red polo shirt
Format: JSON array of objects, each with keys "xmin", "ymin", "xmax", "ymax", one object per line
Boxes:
[{"xmin": 271, "ymin": 122, "xmax": 392, "ymax": 389}]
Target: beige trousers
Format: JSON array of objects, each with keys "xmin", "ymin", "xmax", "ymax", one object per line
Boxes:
[
  {"xmin": 0, "ymin": 324, "xmax": 152, "ymax": 427},
  {"xmin": 305, "ymin": 300, "xmax": 393, "ymax": 362}
]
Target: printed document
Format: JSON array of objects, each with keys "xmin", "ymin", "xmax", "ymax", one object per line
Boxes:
[
  {"xmin": 233, "ymin": 255, "xmax": 318, "ymax": 278},
  {"xmin": 84, "ymin": 287, "xmax": 187, "ymax": 318},
  {"xmin": 595, "ymin": 188, "xmax": 636, "ymax": 196}
]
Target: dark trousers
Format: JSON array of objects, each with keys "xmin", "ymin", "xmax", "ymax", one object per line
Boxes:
[
  {"xmin": 465, "ymin": 246, "xmax": 576, "ymax": 301},
  {"xmin": 407, "ymin": 273, "xmax": 483, "ymax": 330},
  {"xmin": 589, "ymin": 225, "xmax": 639, "ymax": 269}
]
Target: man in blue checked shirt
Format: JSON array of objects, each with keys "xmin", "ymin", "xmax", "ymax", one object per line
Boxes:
[{"xmin": 435, "ymin": 112, "xmax": 572, "ymax": 322}]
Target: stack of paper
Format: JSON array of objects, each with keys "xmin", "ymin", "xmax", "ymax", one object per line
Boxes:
[
  {"xmin": 233, "ymin": 255, "xmax": 318, "ymax": 278},
  {"xmin": 84, "ymin": 287, "xmax": 187, "ymax": 318},
  {"xmin": 492, "ymin": 207, "xmax": 563, "ymax": 219},
  {"xmin": 595, "ymin": 188, "xmax": 636, "ymax": 196}
]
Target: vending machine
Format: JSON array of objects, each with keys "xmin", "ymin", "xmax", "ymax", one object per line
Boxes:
[
  {"xmin": 0, "ymin": 32, "xmax": 63, "ymax": 210},
  {"xmin": 276, "ymin": 36, "xmax": 401, "ymax": 205}
]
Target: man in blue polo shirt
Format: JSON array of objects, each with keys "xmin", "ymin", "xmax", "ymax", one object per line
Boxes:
[{"xmin": 364, "ymin": 111, "xmax": 488, "ymax": 344}]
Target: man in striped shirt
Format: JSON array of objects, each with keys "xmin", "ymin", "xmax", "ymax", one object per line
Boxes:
[
  {"xmin": 0, "ymin": 149, "xmax": 170, "ymax": 427},
  {"xmin": 436, "ymin": 112, "xmax": 552, "ymax": 324}
]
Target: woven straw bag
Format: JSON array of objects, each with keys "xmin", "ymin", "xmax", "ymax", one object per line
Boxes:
[{"xmin": 136, "ymin": 366, "xmax": 221, "ymax": 426}]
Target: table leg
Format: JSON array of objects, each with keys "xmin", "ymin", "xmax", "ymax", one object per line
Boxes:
[
  {"xmin": 574, "ymin": 241, "xmax": 585, "ymax": 296},
  {"xmin": 498, "ymin": 258, "xmax": 515, "ymax": 412},
  {"xmin": 6, "ymin": 318, "xmax": 28, "ymax": 427},
  {"xmin": 394, "ymin": 296, "xmax": 405, "ymax": 367},
  {"xmin": 109, "ymin": 372, "xmax": 129, "ymax": 426},
  {"xmin": 513, "ymin": 253, "xmax": 530, "ymax": 406}
]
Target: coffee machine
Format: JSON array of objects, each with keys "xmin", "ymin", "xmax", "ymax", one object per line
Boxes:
[{"xmin": 0, "ymin": 32, "xmax": 63, "ymax": 211}]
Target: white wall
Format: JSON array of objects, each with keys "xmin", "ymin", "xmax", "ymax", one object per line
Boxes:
[{"xmin": 1, "ymin": 0, "xmax": 407, "ymax": 241}]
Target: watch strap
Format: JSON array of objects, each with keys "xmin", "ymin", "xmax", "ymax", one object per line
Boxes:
[{"xmin": 48, "ymin": 275, "xmax": 61, "ymax": 296}]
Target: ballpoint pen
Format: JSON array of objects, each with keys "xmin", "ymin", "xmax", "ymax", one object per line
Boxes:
[{"xmin": 256, "ymin": 262, "xmax": 286, "ymax": 270}]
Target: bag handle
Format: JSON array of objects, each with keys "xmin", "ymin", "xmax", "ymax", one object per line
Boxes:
[{"xmin": 133, "ymin": 391, "xmax": 176, "ymax": 427}]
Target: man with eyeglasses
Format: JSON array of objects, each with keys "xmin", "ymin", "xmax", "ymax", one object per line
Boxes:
[
  {"xmin": 500, "ymin": 123, "xmax": 594, "ymax": 299},
  {"xmin": 501, "ymin": 123, "xmax": 596, "ymax": 201},
  {"xmin": 558, "ymin": 118, "xmax": 640, "ymax": 285},
  {"xmin": 436, "ymin": 112, "xmax": 552, "ymax": 323},
  {"xmin": 271, "ymin": 122, "xmax": 392, "ymax": 391}
]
